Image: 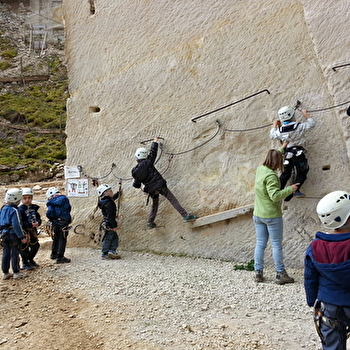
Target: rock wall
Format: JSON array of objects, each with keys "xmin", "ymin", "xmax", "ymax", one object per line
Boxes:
[{"xmin": 62, "ymin": 0, "xmax": 350, "ymax": 267}]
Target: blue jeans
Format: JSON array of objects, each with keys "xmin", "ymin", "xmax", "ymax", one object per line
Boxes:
[{"xmin": 253, "ymin": 216, "xmax": 284, "ymax": 272}]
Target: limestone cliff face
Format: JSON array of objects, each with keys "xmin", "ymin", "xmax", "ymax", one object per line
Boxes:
[{"xmin": 62, "ymin": 0, "xmax": 350, "ymax": 267}]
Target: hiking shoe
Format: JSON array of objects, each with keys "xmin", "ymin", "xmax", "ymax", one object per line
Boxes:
[
  {"xmin": 29, "ymin": 260, "xmax": 39, "ymax": 268},
  {"xmin": 255, "ymin": 270, "xmax": 264, "ymax": 283},
  {"xmin": 101, "ymin": 254, "xmax": 110, "ymax": 260},
  {"xmin": 56, "ymin": 257, "xmax": 71, "ymax": 264},
  {"xmin": 147, "ymin": 222, "xmax": 156, "ymax": 229},
  {"xmin": 2, "ymin": 273, "xmax": 13, "ymax": 280},
  {"xmin": 183, "ymin": 214, "xmax": 197, "ymax": 222},
  {"xmin": 293, "ymin": 191, "xmax": 305, "ymax": 198},
  {"xmin": 108, "ymin": 251, "xmax": 121, "ymax": 259},
  {"xmin": 50, "ymin": 253, "xmax": 58, "ymax": 260},
  {"xmin": 275, "ymin": 270, "xmax": 295, "ymax": 285},
  {"xmin": 13, "ymin": 272, "xmax": 28, "ymax": 279}
]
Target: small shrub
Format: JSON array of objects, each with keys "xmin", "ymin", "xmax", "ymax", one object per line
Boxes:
[
  {"xmin": 1, "ymin": 48, "xmax": 17, "ymax": 59},
  {"xmin": 0, "ymin": 60, "xmax": 11, "ymax": 70}
]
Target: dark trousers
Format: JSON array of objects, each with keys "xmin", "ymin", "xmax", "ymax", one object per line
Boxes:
[
  {"xmin": 51, "ymin": 225, "xmax": 68, "ymax": 259},
  {"xmin": 148, "ymin": 185, "xmax": 188, "ymax": 223},
  {"xmin": 101, "ymin": 230, "xmax": 119, "ymax": 255},
  {"xmin": 280, "ymin": 153, "xmax": 309, "ymax": 201},
  {"xmin": 1, "ymin": 235, "xmax": 21, "ymax": 274},
  {"xmin": 21, "ymin": 229, "xmax": 40, "ymax": 264},
  {"xmin": 319, "ymin": 302, "xmax": 350, "ymax": 350}
]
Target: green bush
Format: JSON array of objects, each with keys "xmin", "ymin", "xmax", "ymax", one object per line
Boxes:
[
  {"xmin": 1, "ymin": 48, "xmax": 17, "ymax": 59},
  {"xmin": 0, "ymin": 60, "xmax": 11, "ymax": 70}
]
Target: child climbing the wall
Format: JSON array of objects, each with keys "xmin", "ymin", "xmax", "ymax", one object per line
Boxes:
[
  {"xmin": 132, "ymin": 137, "xmax": 197, "ymax": 229},
  {"xmin": 270, "ymin": 105, "xmax": 315, "ymax": 201}
]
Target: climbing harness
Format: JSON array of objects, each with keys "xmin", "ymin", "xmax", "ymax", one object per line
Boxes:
[
  {"xmin": 314, "ymin": 300, "xmax": 350, "ymax": 344},
  {"xmin": 191, "ymin": 89, "xmax": 270, "ymax": 122}
]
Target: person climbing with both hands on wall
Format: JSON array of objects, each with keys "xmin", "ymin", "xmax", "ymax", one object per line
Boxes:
[
  {"xmin": 0, "ymin": 188, "xmax": 28, "ymax": 280},
  {"xmin": 18, "ymin": 187, "xmax": 42, "ymax": 271},
  {"xmin": 97, "ymin": 184, "xmax": 122, "ymax": 260},
  {"xmin": 304, "ymin": 191, "xmax": 350, "ymax": 350},
  {"xmin": 270, "ymin": 105, "xmax": 315, "ymax": 201},
  {"xmin": 253, "ymin": 145, "xmax": 299, "ymax": 285},
  {"xmin": 46, "ymin": 187, "xmax": 72, "ymax": 264},
  {"xmin": 132, "ymin": 137, "xmax": 196, "ymax": 229}
]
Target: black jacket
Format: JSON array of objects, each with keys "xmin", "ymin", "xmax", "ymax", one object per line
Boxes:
[
  {"xmin": 18, "ymin": 204, "xmax": 42, "ymax": 230},
  {"xmin": 131, "ymin": 142, "xmax": 166, "ymax": 193},
  {"xmin": 98, "ymin": 193, "xmax": 119, "ymax": 229}
]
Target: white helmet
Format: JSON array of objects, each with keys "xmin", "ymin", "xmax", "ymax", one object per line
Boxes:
[
  {"xmin": 5, "ymin": 188, "xmax": 22, "ymax": 204},
  {"xmin": 135, "ymin": 147, "xmax": 148, "ymax": 160},
  {"xmin": 316, "ymin": 191, "xmax": 350, "ymax": 229},
  {"xmin": 21, "ymin": 187, "xmax": 34, "ymax": 196},
  {"xmin": 97, "ymin": 184, "xmax": 111, "ymax": 196},
  {"xmin": 46, "ymin": 187, "xmax": 60, "ymax": 200},
  {"xmin": 277, "ymin": 106, "xmax": 295, "ymax": 122}
]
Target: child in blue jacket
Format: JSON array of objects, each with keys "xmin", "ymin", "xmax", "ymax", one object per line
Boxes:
[
  {"xmin": 1, "ymin": 188, "xmax": 28, "ymax": 280},
  {"xmin": 46, "ymin": 187, "xmax": 72, "ymax": 264},
  {"xmin": 304, "ymin": 191, "xmax": 350, "ymax": 350}
]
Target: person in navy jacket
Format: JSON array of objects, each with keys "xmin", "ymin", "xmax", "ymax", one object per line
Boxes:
[{"xmin": 304, "ymin": 190, "xmax": 350, "ymax": 350}]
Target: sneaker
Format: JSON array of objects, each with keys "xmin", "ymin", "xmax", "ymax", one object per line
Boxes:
[
  {"xmin": 22, "ymin": 264, "xmax": 35, "ymax": 271},
  {"xmin": 56, "ymin": 257, "xmax": 71, "ymax": 264},
  {"xmin": 2, "ymin": 273, "xmax": 13, "ymax": 280},
  {"xmin": 183, "ymin": 214, "xmax": 197, "ymax": 222},
  {"xmin": 101, "ymin": 254, "xmax": 110, "ymax": 260},
  {"xmin": 293, "ymin": 191, "xmax": 305, "ymax": 198},
  {"xmin": 50, "ymin": 253, "xmax": 58, "ymax": 260},
  {"xmin": 255, "ymin": 270, "xmax": 264, "ymax": 283},
  {"xmin": 147, "ymin": 222, "xmax": 156, "ymax": 229},
  {"xmin": 275, "ymin": 269, "xmax": 295, "ymax": 285},
  {"xmin": 108, "ymin": 251, "xmax": 121, "ymax": 259},
  {"xmin": 13, "ymin": 272, "xmax": 28, "ymax": 279}
]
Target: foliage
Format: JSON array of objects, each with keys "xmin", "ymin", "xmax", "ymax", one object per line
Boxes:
[
  {"xmin": 0, "ymin": 55, "xmax": 68, "ymax": 177},
  {"xmin": 1, "ymin": 48, "xmax": 17, "ymax": 59},
  {"xmin": 233, "ymin": 259, "xmax": 255, "ymax": 271}
]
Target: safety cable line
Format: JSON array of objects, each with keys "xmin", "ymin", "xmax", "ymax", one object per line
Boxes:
[
  {"xmin": 223, "ymin": 123, "xmax": 271, "ymax": 132},
  {"xmin": 163, "ymin": 120, "xmax": 222, "ymax": 156},
  {"xmin": 78, "ymin": 164, "xmax": 115, "ymax": 181},
  {"xmin": 307, "ymin": 99, "xmax": 350, "ymax": 113},
  {"xmin": 191, "ymin": 89, "xmax": 270, "ymax": 122}
]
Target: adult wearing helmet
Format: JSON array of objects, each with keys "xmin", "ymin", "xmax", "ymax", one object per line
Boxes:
[
  {"xmin": 304, "ymin": 191, "xmax": 350, "ymax": 350},
  {"xmin": 45, "ymin": 187, "xmax": 72, "ymax": 264},
  {"xmin": 96, "ymin": 184, "xmax": 122, "ymax": 260},
  {"xmin": 0, "ymin": 188, "xmax": 28, "ymax": 280},
  {"xmin": 131, "ymin": 137, "xmax": 196, "ymax": 229},
  {"xmin": 18, "ymin": 187, "xmax": 42, "ymax": 270},
  {"xmin": 270, "ymin": 106, "xmax": 315, "ymax": 201}
]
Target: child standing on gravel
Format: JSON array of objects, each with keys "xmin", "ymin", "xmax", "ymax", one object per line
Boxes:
[
  {"xmin": 18, "ymin": 187, "xmax": 42, "ymax": 270},
  {"xmin": 97, "ymin": 184, "xmax": 122, "ymax": 260},
  {"xmin": 46, "ymin": 187, "xmax": 72, "ymax": 264},
  {"xmin": 0, "ymin": 188, "xmax": 28, "ymax": 280}
]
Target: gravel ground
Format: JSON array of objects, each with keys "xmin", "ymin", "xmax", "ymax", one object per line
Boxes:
[{"xmin": 41, "ymin": 245, "xmax": 324, "ymax": 350}]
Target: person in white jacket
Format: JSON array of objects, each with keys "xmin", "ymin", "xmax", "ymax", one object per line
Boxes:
[{"xmin": 270, "ymin": 106, "xmax": 315, "ymax": 201}]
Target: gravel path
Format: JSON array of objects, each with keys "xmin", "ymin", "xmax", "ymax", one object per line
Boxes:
[{"xmin": 42, "ymin": 246, "xmax": 323, "ymax": 350}]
